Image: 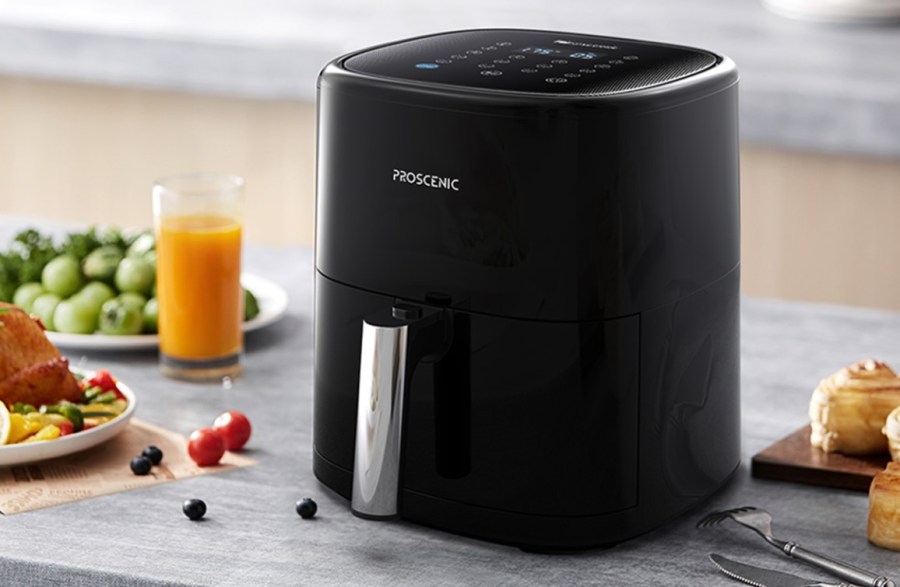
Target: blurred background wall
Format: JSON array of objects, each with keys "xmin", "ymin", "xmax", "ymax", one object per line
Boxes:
[{"xmin": 0, "ymin": 0, "xmax": 899, "ymax": 309}]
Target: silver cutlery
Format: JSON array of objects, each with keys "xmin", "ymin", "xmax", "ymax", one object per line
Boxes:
[
  {"xmin": 710, "ymin": 553, "xmax": 857, "ymax": 587},
  {"xmin": 698, "ymin": 507, "xmax": 895, "ymax": 587}
]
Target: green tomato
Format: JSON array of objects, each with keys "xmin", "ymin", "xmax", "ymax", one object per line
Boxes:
[
  {"xmin": 53, "ymin": 297, "xmax": 98, "ymax": 334},
  {"xmin": 114, "ymin": 257, "xmax": 155, "ymax": 295},
  {"xmin": 98, "ymin": 298, "xmax": 142, "ymax": 335},
  {"xmin": 118, "ymin": 292, "xmax": 147, "ymax": 312},
  {"xmin": 12, "ymin": 282, "xmax": 45, "ymax": 313},
  {"xmin": 81, "ymin": 245, "xmax": 124, "ymax": 284},
  {"xmin": 243, "ymin": 287, "xmax": 260, "ymax": 321},
  {"xmin": 142, "ymin": 297, "xmax": 159, "ymax": 333},
  {"xmin": 31, "ymin": 293, "xmax": 62, "ymax": 330},
  {"xmin": 126, "ymin": 233, "xmax": 155, "ymax": 258},
  {"xmin": 142, "ymin": 249, "xmax": 157, "ymax": 273},
  {"xmin": 42, "ymin": 255, "xmax": 84, "ymax": 298},
  {"xmin": 75, "ymin": 281, "xmax": 115, "ymax": 313}
]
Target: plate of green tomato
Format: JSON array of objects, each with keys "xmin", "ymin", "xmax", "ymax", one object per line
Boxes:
[
  {"xmin": 0, "ymin": 227, "xmax": 289, "ymax": 351},
  {"xmin": 45, "ymin": 273, "xmax": 288, "ymax": 351}
]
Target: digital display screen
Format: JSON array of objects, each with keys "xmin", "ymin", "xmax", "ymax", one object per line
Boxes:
[
  {"xmin": 519, "ymin": 47, "xmax": 605, "ymax": 59},
  {"xmin": 520, "ymin": 47, "xmax": 561, "ymax": 56}
]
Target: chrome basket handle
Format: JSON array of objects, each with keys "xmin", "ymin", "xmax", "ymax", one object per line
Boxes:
[{"xmin": 351, "ymin": 303, "xmax": 451, "ymax": 519}]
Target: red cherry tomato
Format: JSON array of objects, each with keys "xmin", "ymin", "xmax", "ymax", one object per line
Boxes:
[
  {"xmin": 57, "ymin": 420, "xmax": 75, "ymax": 436},
  {"xmin": 212, "ymin": 411, "xmax": 252, "ymax": 451},
  {"xmin": 85, "ymin": 369, "xmax": 125, "ymax": 400},
  {"xmin": 187, "ymin": 428, "xmax": 225, "ymax": 466},
  {"xmin": 86, "ymin": 369, "xmax": 116, "ymax": 391}
]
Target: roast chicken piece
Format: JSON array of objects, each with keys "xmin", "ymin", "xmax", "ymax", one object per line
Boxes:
[
  {"xmin": 868, "ymin": 462, "xmax": 900, "ymax": 551},
  {"xmin": 809, "ymin": 359, "xmax": 900, "ymax": 455},
  {"xmin": 0, "ymin": 302, "xmax": 82, "ymax": 406}
]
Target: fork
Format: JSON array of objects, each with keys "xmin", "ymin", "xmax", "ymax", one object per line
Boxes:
[{"xmin": 697, "ymin": 506, "xmax": 895, "ymax": 587}]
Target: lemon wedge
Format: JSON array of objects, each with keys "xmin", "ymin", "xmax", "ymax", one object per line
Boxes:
[{"xmin": 0, "ymin": 401, "xmax": 10, "ymax": 446}]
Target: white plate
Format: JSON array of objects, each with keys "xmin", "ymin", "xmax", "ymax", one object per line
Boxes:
[
  {"xmin": 0, "ymin": 369, "xmax": 137, "ymax": 466},
  {"xmin": 46, "ymin": 273, "xmax": 289, "ymax": 351}
]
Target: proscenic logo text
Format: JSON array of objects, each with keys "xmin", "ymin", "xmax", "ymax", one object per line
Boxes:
[
  {"xmin": 392, "ymin": 169, "xmax": 460, "ymax": 192},
  {"xmin": 553, "ymin": 39, "xmax": 619, "ymax": 51}
]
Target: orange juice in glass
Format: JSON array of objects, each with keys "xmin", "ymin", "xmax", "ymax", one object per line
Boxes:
[{"xmin": 152, "ymin": 174, "xmax": 244, "ymax": 381}]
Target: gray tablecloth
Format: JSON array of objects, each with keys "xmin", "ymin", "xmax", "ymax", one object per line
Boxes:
[{"xmin": 0, "ymin": 217, "xmax": 898, "ymax": 586}]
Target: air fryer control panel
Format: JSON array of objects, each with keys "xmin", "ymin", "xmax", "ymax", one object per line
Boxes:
[{"xmin": 343, "ymin": 29, "xmax": 717, "ymax": 95}]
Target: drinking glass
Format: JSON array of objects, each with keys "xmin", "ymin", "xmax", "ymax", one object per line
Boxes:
[{"xmin": 152, "ymin": 173, "xmax": 244, "ymax": 381}]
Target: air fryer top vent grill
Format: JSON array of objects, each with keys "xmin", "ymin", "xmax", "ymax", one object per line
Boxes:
[{"xmin": 343, "ymin": 29, "xmax": 718, "ymax": 96}]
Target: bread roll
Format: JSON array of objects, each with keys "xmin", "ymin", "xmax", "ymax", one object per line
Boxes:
[
  {"xmin": 809, "ymin": 359, "xmax": 900, "ymax": 455},
  {"xmin": 885, "ymin": 406, "xmax": 900, "ymax": 462},
  {"xmin": 868, "ymin": 462, "xmax": 900, "ymax": 551}
]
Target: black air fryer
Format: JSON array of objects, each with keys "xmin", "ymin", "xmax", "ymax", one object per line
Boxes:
[{"xmin": 314, "ymin": 29, "xmax": 740, "ymax": 550}]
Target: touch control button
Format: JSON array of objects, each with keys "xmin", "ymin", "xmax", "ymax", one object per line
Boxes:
[
  {"xmin": 545, "ymin": 77, "xmax": 568, "ymax": 84},
  {"xmin": 481, "ymin": 70, "xmax": 503, "ymax": 76},
  {"xmin": 415, "ymin": 63, "xmax": 439, "ymax": 69}
]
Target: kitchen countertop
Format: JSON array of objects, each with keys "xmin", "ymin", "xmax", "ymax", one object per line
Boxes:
[
  {"xmin": 0, "ymin": 215, "xmax": 899, "ymax": 585},
  {"xmin": 0, "ymin": 0, "xmax": 899, "ymax": 158}
]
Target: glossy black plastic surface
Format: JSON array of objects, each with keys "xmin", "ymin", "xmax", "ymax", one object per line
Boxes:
[
  {"xmin": 316, "ymin": 273, "xmax": 640, "ymax": 515},
  {"xmin": 314, "ymin": 267, "xmax": 740, "ymax": 549},
  {"xmin": 316, "ymin": 53, "xmax": 738, "ymax": 322},
  {"xmin": 313, "ymin": 29, "xmax": 740, "ymax": 549},
  {"xmin": 344, "ymin": 29, "xmax": 717, "ymax": 95}
]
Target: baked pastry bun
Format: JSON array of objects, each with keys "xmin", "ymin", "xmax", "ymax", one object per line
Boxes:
[
  {"xmin": 885, "ymin": 406, "xmax": 900, "ymax": 462},
  {"xmin": 809, "ymin": 359, "xmax": 900, "ymax": 455},
  {"xmin": 868, "ymin": 462, "xmax": 900, "ymax": 551}
]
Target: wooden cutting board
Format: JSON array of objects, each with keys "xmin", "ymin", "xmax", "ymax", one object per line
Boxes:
[{"xmin": 751, "ymin": 425, "xmax": 890, "ymax": 492}]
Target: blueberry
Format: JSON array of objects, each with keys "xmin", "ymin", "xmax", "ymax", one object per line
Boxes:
[
  {"xmin": 142, "ymin": 445, "xmax": 163, "ymax": 465},
  {"xmin": 295, "ymin": 497, "xmax": 317, "ymax": 519},
  {"xmin": 130, "ymin": 455, "xmax": 152, "ymax": 475},
  {"xmin": 183, "ymin": 498, "xmax": 207, "ymax": 521}
]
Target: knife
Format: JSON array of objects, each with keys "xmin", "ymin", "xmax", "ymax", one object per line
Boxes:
[{"xmin": 709, "ymin": 554, "xmax": 860, "ymax": 587}]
